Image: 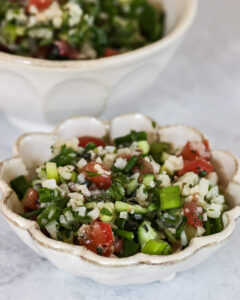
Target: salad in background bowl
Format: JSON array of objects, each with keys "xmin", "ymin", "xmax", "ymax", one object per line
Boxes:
[
  {"xmin": 0, "ymin": 114, "xmax": 240, "ymax": 285},
  {"xmin": 0, "ymin": 0, "xmax": 165, "ymax": 60},
  {"xmin": 0, "ymin": 0, "xmax": 197, "ymax": 130}
]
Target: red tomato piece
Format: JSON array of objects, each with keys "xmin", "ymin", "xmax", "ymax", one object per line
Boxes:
[
  {"xmin": 27, "ymin": 0, "xmax": 53, "ymax": 11},
  {"xmin": 184, "ymin": 201, "xmax": 203, "ymax": 228},
  {"xmin": 22, "ymin": 188, "xmax": 39, "ymax": 212},
  {"xmin": 82, "ymin": 162, "xmax": 112, "ymax": 189},
  {"xmin": 104, "ymin": 48, "xmax": 119, "ymax": 57},
  {"xmin": 78, "ymin": 136, "xmax": 105, "ymax": 148},
  {"xmin": 78, "ymin": 222, "xmax": 114, "ymax": 257},
  {"xmin": 178, "ymin": 157, "xmax": 213, "ymax": 177},
  {"xmin": 181, "ymin": 140, "xmax": 211, "ymax": 161}
]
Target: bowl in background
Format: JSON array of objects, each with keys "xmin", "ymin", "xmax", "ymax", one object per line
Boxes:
[{"xmin": 0, "ymin": 0, "xmax": 198, "ymax": 131}]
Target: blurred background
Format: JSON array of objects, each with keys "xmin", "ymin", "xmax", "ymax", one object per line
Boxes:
[{"xmin": 0, "ymin": 0, "xmax": 240, "ymax": 299}]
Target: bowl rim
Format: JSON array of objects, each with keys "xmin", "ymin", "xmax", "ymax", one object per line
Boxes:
[
  {"xmin": 0, "ymin": 0, "xmax": 198, "ymax": 70},
  {"xmin": 0, "ymin": 113, "xmax": 240, "ymax": 268}
]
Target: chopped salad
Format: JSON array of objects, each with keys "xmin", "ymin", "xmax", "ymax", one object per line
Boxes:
[
  {"xmin": 11, "ymin": 131, "xmax": 227, "ymax": 257},
  {"xmin": 0, "ymin": 0, "xmax": 165, "ymax": 60}
]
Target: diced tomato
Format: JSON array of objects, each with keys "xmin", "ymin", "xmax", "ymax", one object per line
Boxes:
[
  {"xmin": 78, "ymin": 222, "xmax": 114, "ymax": 257},
  {"xmin": 178, "ymin": 157, "xmax": 213, "ymax": 177},
  {"xmin": 78, "ymin": 136, "xmax": 105, "ymax": 148},
  {"xmin": 81, "ymin": 162, "xmax": 112, "ymax": 189},
  {"xmin": 27, "ymin": 0, "xmax": 53, "ymax": 11},
  {"xmin": 184, "ymin": 200, "xmax": 203, "ymax": 228},
  {"xmin": 22, "ymin": 188, "xmax": 39, "ymax": 212},
  {"xmin": 104, "ymin": 48, "xmax": 119, "ymax": 57},
  {"xmin": 181, "ymin": 140, "xmax": 211, "ymax": 161}
]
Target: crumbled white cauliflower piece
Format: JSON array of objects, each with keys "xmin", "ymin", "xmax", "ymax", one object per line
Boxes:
[
  {"xmin": 196, "ymin": 226, "xmax": 206, "ymax": 237},
  {"xmin": 175, "ymin": 172, "xmax": 199, "ymax": 196},
  {"xmin": 148, "ymin": 180, "xmax": 155, "ymax": 188},
  {"xmin": 114, "ymin": 157, "xmax": 127, "ymax": 170},
  {"xmin": 75, "ymin": 206, "xmax": 86, "ymax": 217},
  {"xmin": 77, "ymin": 173, "xmax": 86, "ymax": 184},
  {"xmin": 90, "ymin": 189, "xmax": 101, "ymax": 196},
  {"xmin": 88, "ymin": 208, "xmax": 100, "ymax": 220},
  {"xmin": 58, "ymin": 183, "xmax": 69, "ymax": 194},
  {"xmin": 94, "ymin": 163, "xmax": 111, "ymax": 175},
  {"xmin": 96, "ymin": 146, "xmax": 104, "ymax": 156},
  {"xmin": 58, "ymin": 165, "xmax": 75, "ymax": 180},
  {"xmin": 199, "ymin": 178, "xmax": 210, "ymax": 199},
  {"xmin": 67, "ymin": 193, "xmax": 84, "ymax": 209},
  {"xmin": 164, "ymin": 155, "xmax": 183, "ymax": 174},
  {"xmin": 150, "ymin": 160, "xmax": 160, "ymax": 173},
  {"xmin": 29, "ymin": 2, "xmax": 62, "ymax": 28},
  {"xmin": 29, "ymin": 5, "xmax": 39, "ymax": 14},
  {"xmin": 131, "ymin": 172, "xmax": 140, "ymax": 181},
  {"xmin": 97, "ymin": 202, "xmax": 114, "ymax": 211},
  {"xmin": 157, "ymin": 174, "xmax": 171, "ymax": 187},
  {"xmin": 65, "ymin": 210, "xmax": 74, "ymax": 222},
  {"xmin": 28, "ymin": 28, "xmax": 53, "ymax": 39},
  {"xmin": 206, "ymin": 172, "xmax": 219, "ymax": 186},
  {"xmin": 6, "ymin": 8, "xmax": 27, "ymax": 24},
  {"xmin": 105, "ymin": 146, "xmax": 116, "ymax": 153},
  {"xmin": 204, "ymin": 202, "xmax": 222, "ymax": 218},
  {"xmin": 136, "ymin": 184, "xmax": 148, "ymax": 206},
  {"xmin": 65, "ymin": 2, "xmax": 83, "ymax": 27},
  {"xmin": 52, "ymin": 16, "xmax": 62, "ymax": 28},
  {"xmin": 77, "ymin": 158, "xmax": 87, "ymax": 169},
  {"xmin": 206, "ymin": 186, "xmax": 219, "ymax": 200},
  {"xmin": 88, "ymin": 150, "xmax": 96, "ymax": 160},
  {"xmin": 103, "ymin": 154, "xmax": 117, "ymax": 169},
  {"xmin": 68, "ymin": 192, "xmax": 84, "ymax": 201},
  {"xmin": 96, "ymin": 157, "xmax": 103, "ymax": 164},
  {"xmin": 203, "ymin": 212, "xmax": 208, "ymax": 221},
  {"xmin": 117, "ymin": 148, "xmax": 131, "ymax": 156},
  {"xmin": 211, "ymin": 195, "xmax": 225, "ymax": 205},
  {"xmin": 75, "ymin": 184, "xmax": 91, "ymax": 197},
  {"xmin": 42, "ymin": 179, "xmax": 57, "ymax": 189}
]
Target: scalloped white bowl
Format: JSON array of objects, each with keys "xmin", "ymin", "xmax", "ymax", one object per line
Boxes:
[
  {"xmin": 0, "ymin": 0, "xmax": 197, "ymax": 131},
  {"xmin": 0, "ymin": 113, "xmax": 240, "ymax": 285}
]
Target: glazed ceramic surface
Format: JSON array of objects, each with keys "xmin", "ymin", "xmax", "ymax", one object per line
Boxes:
[
  {"xmin": 0, "ymin": 113, "xmax": 240, "ymax": 286},
  {"xmin": 0, "ymin": 0, "xmax": 197, "ymax": 131}
]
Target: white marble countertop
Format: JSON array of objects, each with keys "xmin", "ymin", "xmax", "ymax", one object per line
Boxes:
[{"xmin": 1, "ymin": 0, "xmax": 240, "ymax": 299}]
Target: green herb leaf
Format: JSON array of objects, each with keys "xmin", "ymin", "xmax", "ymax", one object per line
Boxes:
[
  {"xmin": 107, "ymin": 182, "xmax": 125, "ymax": 202},
  {"xmin": 86, "ymin": 171, "xmax": 100, "ymax": 177},
  {"xmin": 50, "ymin": 145, "xmax": 78, "ymax": 167},
  {"xmin": 10, "ymin": 176, "xmax": 30, "ymax": 200}
]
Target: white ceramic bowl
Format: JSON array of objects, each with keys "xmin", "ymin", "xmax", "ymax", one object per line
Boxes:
[
  {"xmin": 0, "ymin": 0, "xmax": 197, "ymax": 131},
  {"xmin": 0, "ymin": 113, "xmax": 240, "ymax": 285}
]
